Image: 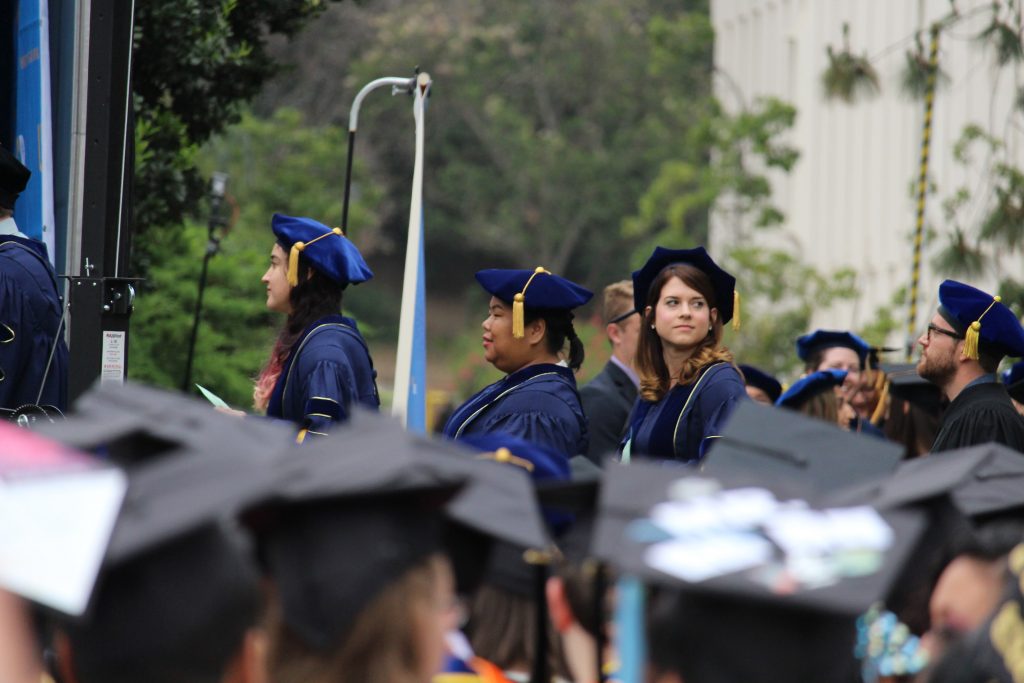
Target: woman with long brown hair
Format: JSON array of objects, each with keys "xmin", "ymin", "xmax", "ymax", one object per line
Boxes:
[
  {"xmin": 253, "ymin": 214, "xmax": 379, "ymax": 441},
  {"xmin": 621, "ymin": 247, "xmax": 746, "ymax": 463}
]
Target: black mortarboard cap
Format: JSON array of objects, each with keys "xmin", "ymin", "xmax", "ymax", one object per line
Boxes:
[
  {"xmin": 631, "ymin": 246, "xmax": 736, "ymax": 323},
  {"xmin": 0, "ymin": 144, "xmax": 30, "ymax": 210},
  {"xmin": 700, "ymin": 401, "xmax": 903, "ymax": 498},
  {"xmin": 37, "ymin": 380, "xmax": 295, "ymax": 467},
  {"xmin": 738, "ymin": 364, "xmax": 783, "ymax": 403},
  {"xmin": 245, "ymin": 410, "xmax": 548, "ymax": 650},
  {"xmin": 882, "ymin": 362, "xmax": 946, "ymax": 416},
  {"xmin": 593, "ymin": 460, "xmax": 927, "ymax": 683},
  {"xmin": 65, "ymin": 524, "xmax": 262, "ymax": 683},
  {"xmin": 57, "ymin": 414, "xmax": 277, "ymax": 683}
]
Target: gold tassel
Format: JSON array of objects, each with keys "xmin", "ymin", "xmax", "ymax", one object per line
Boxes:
[
  {"xmin": 962, "ymin": 321, "xmax": 981, "ymax": 360},
  {"xmin": 961, "ymin": 295, "xmax": 1000, "ymax": 361},
  {"xmin": 512, "ymin": 293, "xmax": 526, "ymax": 338},
  {"xmin": 732, "ymin": 290, "xmax": 741, "ymax": 331},
  {"xmin": 870, "ymin": 378, "xmax": 889, "ymax": 426},
  {"xmin": 512, "ymin": 266, "xmax": 549, "ymax": 339},
  {"xmin": 288, "ymin": 241, "xmax": 305, "ymax": 287}
]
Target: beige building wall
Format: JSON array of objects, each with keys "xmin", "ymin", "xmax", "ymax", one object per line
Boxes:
[{"xmin": 710, "ymin": 0, "xmax": 1024, "ymax": 347}]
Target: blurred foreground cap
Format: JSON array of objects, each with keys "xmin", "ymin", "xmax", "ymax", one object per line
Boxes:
[{"xmin": 700, "ymin": 401, "xmax": 903, "ymax": 497}]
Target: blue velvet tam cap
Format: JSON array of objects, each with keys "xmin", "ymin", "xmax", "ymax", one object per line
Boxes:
[
  {"xmin": 631, "ymin": 246, "xmax": 737, "ymax": 325},
  {"xmin": 460, "ymin": 432, "xmax": 570, "ymax": 484},
  {"xmin": 795, "ymin": 330, "xmax": 870, "ymax": 366},
  {"xmin": 475, "ymin": 267, "xmax": 593, "ymax": 338},
  {"xmin": 461, "ymin": 432, "xmax": 571, "ymax": 533},
  {"xmin": 475, "ymin": 268, "xmax": 593, "ymax": 311},
  {"xmin": 937, "ymin": 279, "xmax": 1024, "ymax": 359},
  {"xmin": 775, "ymin": 369, "xmax": 848, "ymax": 409},
  {"xmin": 1003, "ymin": 360, "xmax": 1024, "ymax": 386},
  {"xmin": 1002, "ymin": 360, "xmax": 1024, "ymax": 403},
  {"xmin": 271, "ymin": 213, "xmax": 373, "ymax": 288},
  {"xmin": 738, "ymin": 364, "xmax": 783, "ymax": 404}
]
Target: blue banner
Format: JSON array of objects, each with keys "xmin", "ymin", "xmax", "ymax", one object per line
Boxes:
[
  {"xmin": 14, "ymin": 0, "xmax": 56, "ymax": 259},
  {"xmin": 406, "ymin": 210, "xmax": 427, "ymax": 432}
]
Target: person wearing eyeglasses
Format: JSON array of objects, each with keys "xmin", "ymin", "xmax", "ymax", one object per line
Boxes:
[{"xmin": 916, "ymin": 280, "xmax": 1024, "ymax": 453}]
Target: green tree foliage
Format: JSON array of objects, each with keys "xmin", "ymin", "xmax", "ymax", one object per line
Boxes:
[
  {"xmin": 262, "ymin": 0, "xmax": 715, "ymax": 290},
  {"xmin": 624, "ymin": 97, "xmax": 799, "ymax": 250},
  {"xmin": 132, "ymin": 0, "xmax": 341, "ymax": 272},
  {"xmin": 725, "ymin": 248, "xmax": 857, "ymax": 376},
  {"xmin": 127, "ymin": 219, "xmax": 271, "ymax": 407}
]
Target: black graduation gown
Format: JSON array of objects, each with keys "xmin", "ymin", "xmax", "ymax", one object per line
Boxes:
[{"xmin": 931, "ymin": 381, "xmax": 1024, "ymax": 454}]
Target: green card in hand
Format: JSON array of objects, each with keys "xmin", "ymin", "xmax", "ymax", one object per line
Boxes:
[{"xmin": 195, "ymin": 384, "xmax": 229, "ymax": 409}]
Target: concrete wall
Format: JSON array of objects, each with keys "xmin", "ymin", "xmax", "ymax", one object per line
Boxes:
[{"xmin": 710, "ymin": 0, "xmax": 1024, "ymax": 345}]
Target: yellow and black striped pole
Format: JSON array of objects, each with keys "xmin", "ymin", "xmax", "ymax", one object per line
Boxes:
[{"xmin": 907, "ymin": 25, "xmax": 940, "ymax": 361}]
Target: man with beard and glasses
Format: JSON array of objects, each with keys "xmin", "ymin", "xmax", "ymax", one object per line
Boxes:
[{"xmin": 916, "ymin": 279, "xmax": 1024, "ymax": 453}]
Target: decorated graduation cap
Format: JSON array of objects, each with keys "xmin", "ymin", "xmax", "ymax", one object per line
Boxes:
[
  {"xmin": 475, "ymin": 266, "xmax": 593, "ymax": 338},
  {"xmin": 272, "ymin": 213, "xmax": 373, "ymax": 288},
  {"xmin": 796, "ymin": 329, "xmax": 871, "ymax": 367},
  {"xmin": 0, "ymin": 144, "xmax": 30, "ymax": 210},
  {"xmin": 738, "ymin": 364, "xmax": 783, "ymax": 404},
  {"xmin": 701, "ymin": 400, "xmax": 903, "ymax": 497},
  {"xmin": 775, "ymin": 369, "xmax": 847, "ymax": 409},
  {"xmin": 1002, "ymin": 360, "xmax": 1024, "ymax": 403},
  {"xmin": 937, "ymin": 279, "xmax": 1024, "ymax": 359},
  {"xmin": 592, "ymin": 460, "xmax": 928, "ymax": 683},
  {"xmin": 631, "ymin": 245, "xmax": 739, "ymax": 329}
]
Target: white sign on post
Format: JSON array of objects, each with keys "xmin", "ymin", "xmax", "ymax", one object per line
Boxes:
[{"xmin": 100, "ymin": 330, "xmax": 125, "ymax": 384}]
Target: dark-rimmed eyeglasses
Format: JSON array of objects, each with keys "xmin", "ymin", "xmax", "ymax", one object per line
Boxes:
[{"xmin": 926, "ymin": 323, "xmax": 963, "ymax": 342}]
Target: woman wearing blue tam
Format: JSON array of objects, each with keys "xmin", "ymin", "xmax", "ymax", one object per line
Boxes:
[
  {"xmin": 441, "ymin": 267, "xmax": 592, "ymax": 459},
  {"xmin": 253, "ymin": 214, "xmax": 380, "ymax": 441},
  {"xmin": 775, "ymin": 369, "xmax": 848, "ymax": 426},
  {"xmin": 620, "ymin": 246, "xmax": 747, "ymax": 463}
]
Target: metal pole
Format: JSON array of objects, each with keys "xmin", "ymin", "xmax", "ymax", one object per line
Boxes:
[
  {"xmin": 906, "ymin": 25, "xmax": 940, "ymax": 360},
  {"xmin": 181, "ymin": 172, "xmax": 228, "ymax": 391},
  {"xmin": 340, "ymin": 75, "xmax": 416, "ymax": 233}
]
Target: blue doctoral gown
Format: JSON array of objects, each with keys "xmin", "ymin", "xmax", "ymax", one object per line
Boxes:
[
  {"xmin": 442, "ymin": 363, "xmax": 589, "ymax": 459},
  {"xmin": 0, "ymin": 236, "xmax": 68, "ymax": 411},
  {"xmin": 266, "ymin": 314, "xmax": 379, "ymax": 438},
  {"xmin": 624, "ymin": 362, "xmax": 746, "ymax": 463}
]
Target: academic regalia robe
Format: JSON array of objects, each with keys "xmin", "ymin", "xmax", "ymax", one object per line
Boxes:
[
  {"xmin": 266, "ymin": 314, "xmax": 379, "ymax": 438},
  {"xmin": 623, "ymin": 362, "xmax": 746, "ymax": 463},
  {"xmin": 931, "ymin": 381, "xmax": 1024, "ymax": 453},
  {"xmin": 442, "ymin": 363, "xmax": 589, "ymax": 459},
  {"xmin": 0, "ymin": 236, "xmax": 67, "ymax": 411}
]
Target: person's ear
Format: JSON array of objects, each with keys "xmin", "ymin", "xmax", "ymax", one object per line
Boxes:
[
  {"xmin": 606, "ymin": 323, "xmax": 622, "ymax": 346},
  {"xmin": 644, "ymin": 305, "xmax": 654, "ymax": 329},
  {"xmin": 710, "ymin": 308, "xmax": 718, "ymax": 324},
  {"xmin": 526, "ymin": 317, "xmax": 547, "ymax": 347},
  {"xmin": 546, "ymin": 576, "xmax": 574, "ymax": 633}
]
